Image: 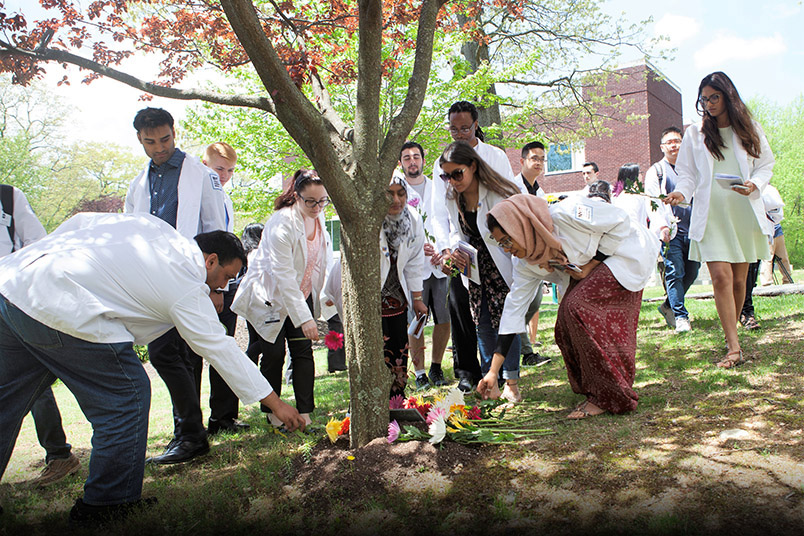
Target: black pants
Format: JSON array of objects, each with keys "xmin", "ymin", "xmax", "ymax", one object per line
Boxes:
[
  {"xmin": 207, "ymin": 286, "xmax": 243, "ymax": 427},
  {"xmin": 148, "ymin": 328, "xmax": 206, "ymax": 442},
  {"xmin": 741, "ymin": 261, "xmax": 760, "ymax": 317},
  {"xmin": 326, "ymin": 315, "xmax": 346, "ymax": 372},
  {"xmin": 382, "ymin": 311, "xmax": 409, "ymax": 398},
  {"xmin": 257, "ymin": 296, "xmax": 316, "ymax": 414},
  {"xmin": 449, "ymin": 277, "xmax": 480, "ymax": 383}
]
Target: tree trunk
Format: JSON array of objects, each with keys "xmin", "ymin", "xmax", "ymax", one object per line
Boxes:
[
  {"xmin": 339, "ymin": 203, "xmax": 390, "ymax": 447},
  {"xmin": 457, "ymin": 12, "xmax": 502, "ymax": 139}
]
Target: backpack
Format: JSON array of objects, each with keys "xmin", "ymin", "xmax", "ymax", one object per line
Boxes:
[
  {"xmin": 653, "ymin": 162, "xmax": 664, "ymax": 192},
  {"xmin": 0, "ymin": 184, "xmax": 15, "ymax": 253}
]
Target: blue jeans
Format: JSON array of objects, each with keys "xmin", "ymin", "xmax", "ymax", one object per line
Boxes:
[
  {"xmin": 476, "ymin": 294, "xmax": 520, "ymax": 380},
  {"xmin": 662, "ymin": 234, "xmax": 700, "ymax": 320},
  {"xmin": 0, "ymin": 295, "xmax": 150, "ymax": 505},
  {"xmin": 30, "ymin": 387, "xmax": 72, "ymax": 463}
]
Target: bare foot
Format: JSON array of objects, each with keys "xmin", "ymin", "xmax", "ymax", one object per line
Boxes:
[
  {"xmin": 566, "ymin": 400, "xmax": 605, "ymax": 420},
  {"xmin": 501, "ymin": 381, "xmax": 522, "ymax": 403}
]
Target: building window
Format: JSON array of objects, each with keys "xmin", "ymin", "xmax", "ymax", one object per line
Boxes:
[{"xmin": 546, "ymin": 143, "xmax": 584, "ymax": 174}]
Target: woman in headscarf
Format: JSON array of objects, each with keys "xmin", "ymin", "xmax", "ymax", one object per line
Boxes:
[
  {"xmin": 478, "ymin": 182, "xmax": 659, "ymax": 418},
  {"xmin": 381, "ymin": 177, "xmax": 428, "ymax": 397}
]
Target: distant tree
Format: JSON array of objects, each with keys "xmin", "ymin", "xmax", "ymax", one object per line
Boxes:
[{"xmin": 750, "ymin": 96, "xmax": 804, "ymax": 266}]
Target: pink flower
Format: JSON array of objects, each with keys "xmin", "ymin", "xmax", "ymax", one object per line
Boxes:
[
  {"xmin": 389, "ymin": 394, "xmax": 405, "ymax": 410},
  {"xmin": 408, "ymin": 197, "xmax": 420, "ymax": 208},
  {"xmin": 426, "ymin": 406, "xmax": 447, "ymax": 425},
  {"xmin": 466, "ymin": 406, "xmax": 481, "ymax": 420},
  {"xmin": 387, "ymin": 420, "xmax": 401, "ymax": 443},
  {"xmin": 324, "ymin": 330, "xmax": 344, "ymax": 351}
]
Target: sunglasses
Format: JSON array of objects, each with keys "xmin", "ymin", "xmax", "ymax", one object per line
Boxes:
[{"xmin": 440, "ymin": 167, "xmax": 467, "ymax": 183}]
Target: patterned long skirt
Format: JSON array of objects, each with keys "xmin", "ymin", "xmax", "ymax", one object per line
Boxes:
[{"xmin": 554, "ymin": 263, "xmax": 640, "ymax": 414}]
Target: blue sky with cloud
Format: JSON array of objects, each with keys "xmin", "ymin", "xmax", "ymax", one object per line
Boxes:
[{"xmin": 607, "ymin": 0, "xmax": 802, "ymax": 122}]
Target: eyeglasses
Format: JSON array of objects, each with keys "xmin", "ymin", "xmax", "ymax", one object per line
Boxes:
[
  {"xmin": 661, "ymin": 139, "xmax": 682, "ymax": 146},
  {"xmin": 494, "ymin": 235, "xmax": 514, "ymax": 249},
  {"xmin": 528, "ymin": 156, "xmax": 547, "ymax": 163},
  {"xmin": 298, "ymin": 194, "xmax": 330, "ymax": 208},
  {"xmin": 699, "ymin": 93, "xmax": 721, "ymax": 105},
  {"xmin": 440, "ymin": 168, "xmax": 467, "ymax": 183},
  {"xmin": 448, "ymin": 125, "xmax": 475, "ymax": 135}
]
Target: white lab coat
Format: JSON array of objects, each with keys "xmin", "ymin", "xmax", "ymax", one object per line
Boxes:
[
  {"xmin": 232, "ymin": 203, "xmax": 332, "ymax": 344},
  {"xmin": 380, "ymin": 206, "xmax": 426, "ymax": 311},
  {"xmin": 406, "ymin": 177, "xmax": 446, "ymax": 280},
  {"xmin": 0, "ymin": 213, "xmax": 272, "ymax": 404},
  {"xmin": 431, "ymin": 140, "xmax": 516, "ymax": 253},
  {"xmin": 125, "ymin": 152, "xmax": 227, "ymax": 239},
  {"xmin": 0, "ymin": 186, "xmax": 46, "ymax": 256},
  {"xmin": 445, "ymin": 183, "xmax": 515, "ymax": 289},
  {"xmin": 674, "ymin": 121, "xmax": 775, "ymax": 242},
  {"xmin": 498, "ymin": 195, "xmax": 659, "ymax": 335}
]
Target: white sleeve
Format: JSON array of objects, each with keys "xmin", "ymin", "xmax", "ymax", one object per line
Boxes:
[
  {"xmin": 268, "ymin": 217, "xmax": 314, "ymax": 327},
  {"xmin": 430, "ymin": 160, "xmax": 452, "ymax": 252},
  {"xmin": 199, "ymin": 168, "xmax": 227, "ymax": 232},
  {"xmin": 403, "ymin": 211, "xmax": 425, "ymax": 296},
  {"xmin": 748, "ymin": 123, "xmax": 775, "ymax": 192},
  {"xmin": 498, "ymin": 261, "xmax": 544, "ymax": 335},
  {"xmin": 171, "ymin": 288, "xmax": 272, "ymax": 404},
  {"xmin": 674, "ymin": 129, "xmax": 699, "ymax": 204},
  {"xmin": 12, "ymin": 188, "xmax": 46, "ymax": 248}
]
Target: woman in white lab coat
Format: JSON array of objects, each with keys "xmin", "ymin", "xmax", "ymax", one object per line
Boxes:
[
  {"xmin": 232, "ymin": 170, "xmax": 332, "ymax": 427},
  {"xmin": 478, "ymin": 184, "xmax": 659, "ymax": 418},
  {"xmin": 438, "ymin": 141, "xmax": 523, "ymax": 402},
  {"xmin": 381, "ymin": 178, "xmax": 428, "ymax": 396},
  {"xmin": 665, "ymin": 71, "xmax": 774, "ymax": 369}
]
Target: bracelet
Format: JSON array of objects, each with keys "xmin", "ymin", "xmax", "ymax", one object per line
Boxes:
[{"xmin": 413, "ymin": 296, "xmax": 423, "ymax": 301}]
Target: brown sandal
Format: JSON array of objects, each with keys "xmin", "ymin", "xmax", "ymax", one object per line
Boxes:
[{"xmin": 716, "ymin": 349, "xmax": 745, "ymax": 369}]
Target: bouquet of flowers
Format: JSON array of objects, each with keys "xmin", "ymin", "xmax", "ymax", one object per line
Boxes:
[{"xmin": 388, "ymin": 388, "xmax": 553, "ymax": 445}]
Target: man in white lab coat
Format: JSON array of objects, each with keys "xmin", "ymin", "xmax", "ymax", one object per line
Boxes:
[
  {"xmin": 125, "ymin": 107, "xmax": 228, "ymax": 464},
  {"xmin": 0, "ymin": 213, "xmax": 304, "ymax": 524}
]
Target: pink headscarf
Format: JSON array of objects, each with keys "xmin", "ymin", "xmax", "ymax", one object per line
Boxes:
[{"xmin": 488, "ymin": 194, "xmax": 564, "ymax": 266}]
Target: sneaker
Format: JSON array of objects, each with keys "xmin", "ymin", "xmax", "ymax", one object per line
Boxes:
[
  {"xmin": 415, "ymin": 373, "xmax": 430, "ymax": 390},
  {"xmin": 658, "ymin": 303, "xmax": 676, "ymax": 329},
  {"xmin": 28, "ymin": 453, "xmax": 80, "ymax": 487},
  {"xmin": 522, "ymin": 352, "xmax": 551, "ymax": 367},
  {"xmin": 675, "ymin": 317, "xmax": 691, "ymax": 333},
  {"xmin": 428, "ymin": 366, "xmax": 448, "ymax": 386}
]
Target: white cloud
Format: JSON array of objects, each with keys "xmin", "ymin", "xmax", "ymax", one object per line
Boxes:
[
  {"xmin": 654, "ymin": 14, "xmax": 702, "ymax": 47},
  {"xmin": 694, "ymin": 32, "xmax": 787, "ymax": 70}
]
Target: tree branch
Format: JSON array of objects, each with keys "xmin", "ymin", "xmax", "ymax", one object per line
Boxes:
[
  {"xmin": 0, "ymin": 40, "xmax": 276, "ymax": 112},
  {"xmin": 353, "ymin": 0, "xmax": 383, "ymax": 172},
  {"xmin": 380, "ymin": 0, "xmax": 446, "ymax": 170}
]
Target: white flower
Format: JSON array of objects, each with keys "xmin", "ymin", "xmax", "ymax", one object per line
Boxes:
[{"xmin": 428, "ymin": 414, "xmax": 447, "ymax": 445}]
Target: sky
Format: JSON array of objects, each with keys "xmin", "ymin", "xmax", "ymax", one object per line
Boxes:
[{"xmin": 7, "ymin": 0, "xmax": 803, "ymax": 153}]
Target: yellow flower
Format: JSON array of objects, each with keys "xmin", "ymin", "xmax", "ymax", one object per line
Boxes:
[
  {"xmin": 326, "ymin": 418, "xmax": 342, "ymax": 444},
  {"xmin": 347, "ymin": 455, "xmax": 355, "ymax": 461}
]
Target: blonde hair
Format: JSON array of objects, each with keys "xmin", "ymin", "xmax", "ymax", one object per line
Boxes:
[{"xmin": 204, "ymin": 141, "xmax": 237, "ymax": 163}]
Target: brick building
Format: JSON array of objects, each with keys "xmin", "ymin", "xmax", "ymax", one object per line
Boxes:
[{"xmin": 506, "ymin": 63, "xmax": 683, "ymax": 194}]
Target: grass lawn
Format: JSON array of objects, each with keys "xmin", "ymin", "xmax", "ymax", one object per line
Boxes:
[{"xmin": 2, "ymin": 274, "xmax": 803, "ymax": 535}]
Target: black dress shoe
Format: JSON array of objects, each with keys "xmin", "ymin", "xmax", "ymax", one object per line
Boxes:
[
  {"xmin": 457, "ymin": 378, "xmax": 474, "ymax": 393},
  {"xmin": 146, "ymin": 439, "xmax": 209, "ymax": 465},
  {"xmin": 207, "ymin": 421, "xmax": 250, "ymax": 435},
  {"xmin": 69, "ymin": 497, "xmax": 157, "ymax": 526}
]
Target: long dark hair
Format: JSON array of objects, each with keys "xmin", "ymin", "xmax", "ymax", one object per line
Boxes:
[
  {"xmin": 448, "ymin": 101, "xmax": 485, "ymax": 142},
  {"xmin": 439, "ymin": 141, "xmax": 520, "ymax": 203},
  {"xmin": 274, "ymin": 169, "xmax": 323, "ymax": 210},
  {"xmin": 696, "ymin": 72, "xmax": 761, "ymax": 160},
  {"xmin": 240, "ymin": 222, "xmax": 264, "ymax": 255},
  {"xmin": 614, "ymin": 163, "xmax": 639, "ymax": 196}
]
